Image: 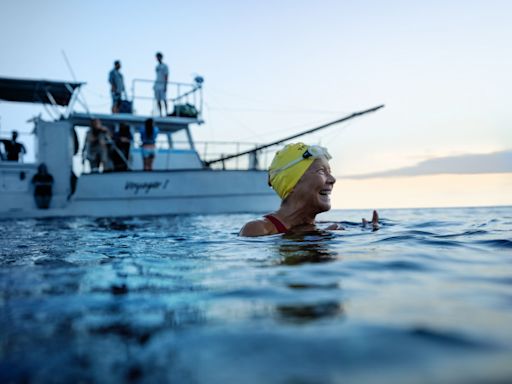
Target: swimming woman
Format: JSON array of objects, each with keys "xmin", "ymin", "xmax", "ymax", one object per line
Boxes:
[{"xmin": 239, "ymin": 142, "xmax": 378, "ymax": 236}]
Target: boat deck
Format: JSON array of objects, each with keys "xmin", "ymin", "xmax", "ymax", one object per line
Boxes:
[{"xmin": 69, "ymin": 112, "xmax": 204, "ymax": 132}]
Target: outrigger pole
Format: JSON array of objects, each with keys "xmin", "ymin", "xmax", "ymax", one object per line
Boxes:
[{"xmin": 204, "ymin": 104, "xmax": 385, "ymax": 167}]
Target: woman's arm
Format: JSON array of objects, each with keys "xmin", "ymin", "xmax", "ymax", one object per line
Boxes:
[{"xmin": 362, "ymin": 210, "xmax": 379, "ymax": 230}]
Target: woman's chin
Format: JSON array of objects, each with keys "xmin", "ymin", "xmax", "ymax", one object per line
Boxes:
[
  {"xmin": 314, "ymin": 199, "xmax": 331, "ymax": 213},
  {"xmin": 320, "ymin": 204, "xmax": 331, "ymax": 213},
  {"xmin": 317, "ymin": 195, "xmax": 332, "ymax": 212}
]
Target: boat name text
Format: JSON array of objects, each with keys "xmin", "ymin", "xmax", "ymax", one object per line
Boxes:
[{"xmin": 125, "ymin": 180, "xmax": 169, "ymax": 194}]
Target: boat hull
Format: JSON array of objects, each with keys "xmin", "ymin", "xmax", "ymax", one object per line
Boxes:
[{"xmin": 0, "ymin": 169, "xmax": 280, "ymax": 218}]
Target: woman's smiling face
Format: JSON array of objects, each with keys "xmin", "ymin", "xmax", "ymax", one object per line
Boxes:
[{"xmin": 290, "ymin": 157, "xmax": 336, "ymax": 212}]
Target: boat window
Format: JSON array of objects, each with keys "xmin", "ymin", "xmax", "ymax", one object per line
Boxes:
[{"xmin": 169, "ymin": 130, "xmax": 191, "ymax": 150}]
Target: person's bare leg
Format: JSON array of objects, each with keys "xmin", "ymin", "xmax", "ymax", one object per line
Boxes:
[
  {"xmin": 157, "ymin": 101, "xmax": 162, "ymax": 117},
  {"xmin": 163, "ymin": 100, "xmax": 168, "ymax": 116}
]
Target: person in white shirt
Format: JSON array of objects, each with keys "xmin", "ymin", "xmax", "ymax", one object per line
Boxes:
[{"xmin": 154, "ymin": 52, "xmax": 169, "ymax": 116}]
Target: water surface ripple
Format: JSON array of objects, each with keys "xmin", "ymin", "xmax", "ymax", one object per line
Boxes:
[{"xmin": 1, "ymin": 206, "xmax": 512, "ymax": 383}]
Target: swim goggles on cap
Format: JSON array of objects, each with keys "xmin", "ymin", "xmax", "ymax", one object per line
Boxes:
[{"xmin": 269, "ymin": 145, "xmax": 332, "ymax": 178}]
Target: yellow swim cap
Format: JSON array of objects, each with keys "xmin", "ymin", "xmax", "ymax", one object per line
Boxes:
[{"xmin": 268, "ymin": 143, "xmax": 315, "ymax": 200}]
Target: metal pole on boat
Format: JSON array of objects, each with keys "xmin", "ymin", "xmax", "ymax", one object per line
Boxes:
[
  {"xmin": 61, "ymin": 50, "xmax": 91, "ymax": 115},
  {"xmin": 204, "ymin": 104, "xmax": 384, "ymax": 167}
]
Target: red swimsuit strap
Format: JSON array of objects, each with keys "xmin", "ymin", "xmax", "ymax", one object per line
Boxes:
[{"xmin": 264, "ymin": 214, "xmax": 288, "ymax": 234}]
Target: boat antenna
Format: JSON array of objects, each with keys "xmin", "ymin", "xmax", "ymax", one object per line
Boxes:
[
  {"xmin": 204, "ymin": 104, "xmax": 384, "ymax": 166},
  {"xmin": 61, "ymin": 50, "xmax": 78, "ymax": 82},
  {"xmin": 61, "ymin": 50, "xmax": 91, "ymax": 115}
]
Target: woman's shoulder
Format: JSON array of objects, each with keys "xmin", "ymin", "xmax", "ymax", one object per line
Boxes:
[{"xmin": 239, "ymin": 218, "xmax": 276, "ymax": 237}]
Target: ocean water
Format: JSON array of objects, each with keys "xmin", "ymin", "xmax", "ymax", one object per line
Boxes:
[{"xmin": 0, "ymin": 206, "xmax": 511, "ymax": 384}]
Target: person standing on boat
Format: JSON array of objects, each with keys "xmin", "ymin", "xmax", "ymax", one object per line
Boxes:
[
  {"xmin": 108, "ymin": 60, "xmax": 125, "ymax": 113},
  {"xmin": 139, "ymin": 118, "xmax": 159, "ymax": 171},
  {"xmin": 83, "ymin": 119, "xmax": 113, "ymax": 173},
  {"xmin": 0, "ymin": 131, "xmax": 26, "ymax": 162},
  {"xmin": 111, "ymin": 123, "xmax": 132, "ymax": 171},
  {"xmin": 154, "ymin": 52, "xmax": 169, "ymax": 116},
  {"xmin": 239, "ymin": 143, "xmax": 378, "ymax": 236}
]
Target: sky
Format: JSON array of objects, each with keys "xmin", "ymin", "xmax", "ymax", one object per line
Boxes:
[{"xmin": 0, "ymin": 0, "xmax": 511, "ymax": 209}]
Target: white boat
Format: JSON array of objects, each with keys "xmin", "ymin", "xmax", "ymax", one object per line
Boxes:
[
  {"xmin": 0, "ymin": 77, "xmax": 283, "ymax": 218},
  {"xmin": 0, "ymin": 77, "xmax": 382, "ymax": 219}
]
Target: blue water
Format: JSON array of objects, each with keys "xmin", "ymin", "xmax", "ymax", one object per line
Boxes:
[{"xmin": 1, "ymin": 206, "xmax": 511, "ymax": 383}]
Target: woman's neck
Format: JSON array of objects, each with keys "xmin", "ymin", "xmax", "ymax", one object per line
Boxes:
[{"xmin": 274, "ymin": 200, "xmax": 317, "ymax": 229}]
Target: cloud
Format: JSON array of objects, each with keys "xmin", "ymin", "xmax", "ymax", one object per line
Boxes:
[{"xmin": 343, "ymin": 150, "xmax": 512, "ymax": 179}]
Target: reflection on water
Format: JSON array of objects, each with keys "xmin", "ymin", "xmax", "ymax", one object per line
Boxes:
[
  {"xmin": 1, "ymin": 207, "xmax": 512, "ymax": 383},
  {"xmin": 273, "ymin": 231, "xmax": 346, "ymax": 323},
  {"xmin": 276, "ymin": 301, "xmax": 344, "ymax": 324},
  {"xmin": 276, "ymin": 230, "xmax": 339, "ymax": 265}
]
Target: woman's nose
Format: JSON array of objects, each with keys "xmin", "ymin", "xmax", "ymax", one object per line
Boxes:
[{"xmin": 328, "ymin": 173, "xmax": 336, "ymax": 184}]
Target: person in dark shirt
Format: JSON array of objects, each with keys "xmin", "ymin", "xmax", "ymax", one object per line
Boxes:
[
  {"xmin": 108, "ymin": 60, "xmax": 125, "ymax": 113},
  {"xmin": 111, "ymin": 123, "xmax": 132, "ymax": 171},
  {"xmin": 32, "ymin": 163, "xmax": 54, "ymax": 209},
  {"xmin": 1, "ymin": 131, "xmax": 26, "ymax": 162}
]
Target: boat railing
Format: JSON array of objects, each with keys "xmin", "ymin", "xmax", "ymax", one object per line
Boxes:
[
  {"xmin": 74, "ymin": 136, "xmax": 274, "ymax": 175},
  {"xmin": 129, "ymin": 77, "xmax": 203, "ymax": 118},
  {"xmin": 130, "ymin": 136, "xmax": 271, "ymax": 169},
  {"xmin": 191, "ymin": 140, "xmax": 275, "ymax": 171}
]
